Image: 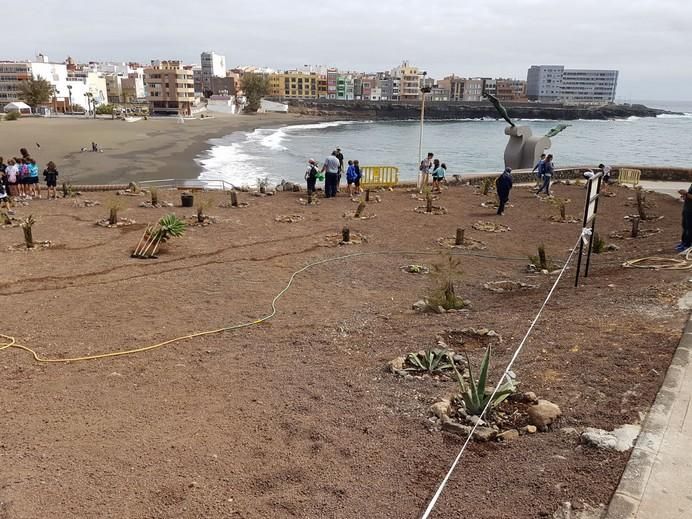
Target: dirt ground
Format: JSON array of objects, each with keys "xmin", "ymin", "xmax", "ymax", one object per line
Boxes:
[{"xmin": 0, "ymin": 181, "xmax": 688, "ymax": 518}]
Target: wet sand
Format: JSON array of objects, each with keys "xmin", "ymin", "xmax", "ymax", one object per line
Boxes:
[{"xmin": 0, "ymin": 113, "xmax": 323, "ymax": 185}]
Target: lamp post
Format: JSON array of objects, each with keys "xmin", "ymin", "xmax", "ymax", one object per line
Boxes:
[{"xmin": 417, "ymin": 71, "xmax": 432, "ymax": 191}]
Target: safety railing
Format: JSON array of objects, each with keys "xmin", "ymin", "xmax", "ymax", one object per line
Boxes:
[
  {"xmin": 360, "ymin": 166, "xmax": 400, "ymax": 189},
  {"xmin": 617, "ymin": 168, "xmax": 641, "ymax": 186},
  {"xmin": 138, "ymin": 178, "xmax": 238, "ymax": 191}
]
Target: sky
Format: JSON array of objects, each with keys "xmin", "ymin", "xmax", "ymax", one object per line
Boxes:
[{"xmin": 5, "ymin": 0, "xmax": 691, "ymax": 101}]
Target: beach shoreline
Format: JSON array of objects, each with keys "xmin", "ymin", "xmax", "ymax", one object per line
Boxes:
[{"xmin": 0, "ymin": 113, "xmax": 328, "ymax": 185}]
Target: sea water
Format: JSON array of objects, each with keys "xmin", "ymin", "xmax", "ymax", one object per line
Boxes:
[{"xmin": 197, "ymin": 101, "xmax": 692, "ymax": 188}]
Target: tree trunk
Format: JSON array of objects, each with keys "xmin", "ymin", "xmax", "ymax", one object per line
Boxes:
[
  {"xmin": 355, "ymin": 201, "xmax": 366, "ymax": 218},
  {"xmin": 538, "ymin": 245, "xmax": 547, "ymax": 270},
  {"xmin": 231, "ymin": 190, "xmax": 238, "ymax": 207},
  {"xmin": 560, "ymin": 202, "xmax": 566, "ymax": 220},
  {"xmin": 365, "ymin": 189, "xmax": 370, "ymax": 202},
  {"xmin": 636, "ymin": 189, "xmax": 647, "ymax": 220},
  {"xmin": 109, "ymin": 208, "xmax": 118, "ymax": 225},
  {"xmin": 342, "ymin": 227, "xmax": 350, "ymax": 243},
  {"xmin": 23, "ymin": 227, "xmax": 34, "ymax": 249},
  {"xmin": 631, "ymin": 216, "xmax": 640, "ymax": 238},
  {"xmin": 455, "ymin": 228, "xmax": 465, "ymax": 246},
  {"xmin": 426, "ymin": 193, "xmax": 433, "ymax": 213}
]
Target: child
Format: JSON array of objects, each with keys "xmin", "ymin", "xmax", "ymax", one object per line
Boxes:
[
  {"xmin": 27, "ymin": 158, "xmax": 40, "ymax": 198},
  {"xmin": 0, "ymin": 175, "xmax": 11, "ymax": 211},
  {"xmin": 353, "ymin": 160, "xmax": 362, "ymax": 194},
  {"xmin": 43, "ymin": 161, "xmax": 59, "ymax": 200},
  {"xmin": 17, "ymin": 158, "xmax": 30, "ymax": 198},
  {"xmin": 304, "ymin": 159, "xmax": 319, "ymax": 195},
  {"xmin": 346, "ymin": 160, "xmax": 357, "ymax": 196},
  {"xmin": 5, "ymin": 159, "xmax": 18, "ymax": 197},
  {"xmin": 432, "ymin": 161, "xmax": 446, "ymax": 192}
]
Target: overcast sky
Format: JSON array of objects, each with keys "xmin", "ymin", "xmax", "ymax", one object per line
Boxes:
[{"xmin": 6, "ymin": 0, "xmax": 690, "ymax": 101}]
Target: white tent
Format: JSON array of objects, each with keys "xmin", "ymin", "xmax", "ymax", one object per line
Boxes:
[{"xmin": 4, "ymin": 101, "xmax": 32, "ymax": 114}]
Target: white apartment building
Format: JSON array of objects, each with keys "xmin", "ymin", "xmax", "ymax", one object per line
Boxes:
[
  {"xmin": 0, "ymin": 56, "xmax": 69, "ymax": 109},
  {"xmin": 200, "ymin": 51, "xmax": 226, "ymax": 93},
  {"xmin": 527, "ymin": 65, "xmax": 618, "ymax": 104}
]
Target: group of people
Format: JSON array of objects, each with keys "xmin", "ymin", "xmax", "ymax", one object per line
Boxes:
[
  {"xmin": 419, "ymin": 152, "xmax": 447, "ymax": 192},
  {"xmin": 305, "ymin": 148, "xmax": 364, "ymax": 198},
  {"xmin": 0, "ymin": 148, "xmax": 60, "ymax": 208}
]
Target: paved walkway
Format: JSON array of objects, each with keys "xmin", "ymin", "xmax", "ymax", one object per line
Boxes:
[{"xmin": 607, "ymin": 315, "xmax": 692, "ymax": 518}]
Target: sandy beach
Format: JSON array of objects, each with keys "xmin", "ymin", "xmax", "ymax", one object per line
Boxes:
[{"xmin": 0, "ymin": 113, "xmax": 322, "ymax": 185}]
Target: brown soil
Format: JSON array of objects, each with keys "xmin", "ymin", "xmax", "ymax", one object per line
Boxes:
[{"xmin": 0, "ymin": 183, "xmax": 687, "ymax": 518}]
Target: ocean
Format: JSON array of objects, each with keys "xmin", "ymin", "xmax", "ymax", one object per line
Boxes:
[{"xmin": 196, "ymin": 101, "xmax": 692, "ymax": 188}]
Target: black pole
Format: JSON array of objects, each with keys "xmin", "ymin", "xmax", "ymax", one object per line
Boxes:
[{"xmin": 574, "ymin": 239, "xmax": 585, "ymax": 287}]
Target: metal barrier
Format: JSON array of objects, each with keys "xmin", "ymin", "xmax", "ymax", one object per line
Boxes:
[
  {"xmin": 360, "ymin": 166, "xmax": 399, "ymax": 189},
  {"xmin": 618, "ymin": 168, "xmax": 641, "ymax": 186},
  {"xmin": 138, "ymin": 178, "xmax": 237, "ymax": 191}
]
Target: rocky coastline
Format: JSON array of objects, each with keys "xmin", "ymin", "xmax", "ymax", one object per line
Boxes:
[{"xmin": 282, "ymin": 99, "xmax": 675, "ymax": 121}]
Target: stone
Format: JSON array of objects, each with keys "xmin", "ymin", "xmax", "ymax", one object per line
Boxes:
[
  {"xmin": 388, "ymin": 356, "xmax": 406, "ymax": 373},
  {"xmin": 412, "ymin": 300, "xmax": 428, "ymax": 312},
  {"xmin": 522, "ymin": 425, "xmax": 538, "ymax": 434},
  {"xmin": 466, "ymin": 415, "xmax": 485, "ymax": 426},
  {"xmin": 435, "ymin": 306, "xmax": 447, "ymax": 314},
  {"xmin": 560, "ymin": 427, "xmax": 579, "ymax": 436},
  {"xmin": 497, "ymin": 429, "xmax": 520, "ymax": 442},
  {"xmin": 580, "ymin": 424, "xmax": 640, "ymax": 452},
  {"xmin": 440, "ymin": 421, "xmax": 471, "ymax": 436},
  {"xmin": 605, "ymin": 243, "xmax": 619, "ymax": 251},
  {"xmin": 430, "ymin": 400, "xmax": 452, "ymax": 420},
  {"xmin": 473, "ymin": 427, "xmax": 497, "ymax": 442},
  {"xmin": 523, "ymin": 391, "xmax": 539, "ymax": 403},
  {"xmin": 527, "ymin": 399, "xmax": 562, "ymax": 430}
]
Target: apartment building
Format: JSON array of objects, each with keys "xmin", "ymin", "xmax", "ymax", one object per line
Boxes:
[
  {"xmin": 392, "ymin": 61, "xmax": 422, "ymax": 101},
  {"xmin": 145, "ymin": 60, "xmax": 195, "ymax": 115},
  {"xmin": 0, "ymin": 56, "xmax": 69, "ymax": 110},
  {"xmin": 496, "ymin": 78, "xmax": 528, "ymax": 102},
  {"xmin": 268, "ymin": 70, "xmax": 321, "ymax": 98},
  {"xmin": 463, "ymin": 78, "xmax": 484, "ymax": 101},
  {"xmin": 527, "ymin": 65, "xmax": 618, "ymax": 104},
  {"xmin": 201, "ymin": 51, "xmax": 226, "ymax": 94}
]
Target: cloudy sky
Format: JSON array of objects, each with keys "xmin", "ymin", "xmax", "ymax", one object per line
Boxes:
[{"xmin": 6, "ymin": 0, "xmax": 690, "ymax": 101}]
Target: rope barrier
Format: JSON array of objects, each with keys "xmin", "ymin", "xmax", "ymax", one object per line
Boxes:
[
  {"xmin": 0, "ymin": 249, "xmax": 531, "ymax": 364},
  {"xmin": 420, "ymin": 233, "xmax": 583, "ymax": 519}
]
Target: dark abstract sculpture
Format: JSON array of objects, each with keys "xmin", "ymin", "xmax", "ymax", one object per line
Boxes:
[{"xmin": 485, "ymin": 93, "xmax": 516, "ymax": 127}]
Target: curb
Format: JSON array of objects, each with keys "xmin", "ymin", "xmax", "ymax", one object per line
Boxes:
[{"xmin": 605, "ymin": 315, "xmax": 692, "ymax": 518}]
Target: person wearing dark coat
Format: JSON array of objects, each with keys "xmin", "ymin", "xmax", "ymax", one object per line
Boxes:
[{"xmin": 495, "ymin": 167, "xmax": 513, "ymax": 215}]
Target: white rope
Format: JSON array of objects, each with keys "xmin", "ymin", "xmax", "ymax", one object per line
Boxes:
[{"xmin": 420, "ymin": 233, "xmax": 584, "ymax": 519}]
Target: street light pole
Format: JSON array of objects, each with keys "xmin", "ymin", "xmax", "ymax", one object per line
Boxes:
[{"xmin": 417, "ymin": 71, "xmax": 431, "ymax": 191}]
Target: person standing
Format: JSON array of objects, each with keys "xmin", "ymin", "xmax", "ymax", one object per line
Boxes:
[
  {"xmin": 495, "ymin": 167, "xmax": 513, "ymax": 216},
  {"xmin": 536, "ymin": 154, "xmax": 554, "ymax": 196},
  {"xmin": 321, "ymin": 151, "xmax": 341, "ymax": 198},
  {"xmin": 419, "ymin": 152, "xmax": 434, "ymax": 193},
  {"xmin": 598, "ymin": 163, "xmax": 612, "ymax": 193},
  {"xmin": 432, "ymin": 159, "xmax": 446, "ymax": 192},
  {"xmin": 335, "ymin": 148, "xmax": 344, "ymax": 191},
  {"xmin": 27, "ymin": 158, "xmax": 40, "ymax": 198},
  {"xmin": 305, "ymin": 159, "xmax": 319, "ymax": 195},
  {"xmin": 346, "ymin": 160, "xmax": 358, "ymax": 196},
  {"xmin": 5, "ymin": 159, "xmax": 18, "ymax": 197},
  {"xmin": 43, "ymin": 161, "xmax": 59, "ymax": 200},
  {"xmin": 0, "ymin": 157, "xmax": 7, "ymax": 198},
  {"xmin": 677, "ymin": 184, "xmax": 692, "ymax": 252},
  {"xmin": 353, "ymin": 160, "xmax": 362, "ymax": 194},
  {"xmin": 532, "ymin": 153, "xmax": 546, "ymax": 187}
]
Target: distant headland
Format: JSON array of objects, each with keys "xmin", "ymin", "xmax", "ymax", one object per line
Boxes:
[{"xmin": 281, "ymin": 99, "xmax": 677, "ymax": 121}]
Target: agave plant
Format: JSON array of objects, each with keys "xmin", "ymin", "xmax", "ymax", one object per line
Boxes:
[
  {"xmin": 405, "ymin": 349, "xmax": 454, "ymax": 374},
  {"xmin": 153, "ymin": 214, "xmax": 186, "ymax": 242},
  {"xmin": 451, "ymin": 345, "xmax": 515, "ymax": 416}
]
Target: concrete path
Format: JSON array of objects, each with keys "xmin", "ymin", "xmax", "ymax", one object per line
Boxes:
[{"xmin": 606, "ymin": 316, "xmax": 692, "ymax": 519}]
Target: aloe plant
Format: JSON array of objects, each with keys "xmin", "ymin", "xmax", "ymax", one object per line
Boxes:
[
  {"xmin": 451, "ymin": 345, "xmax": 515, "ymax": 416},
  {"xmin": 405, "ymin": 349, "xmax": 453, "ymax": 374}
]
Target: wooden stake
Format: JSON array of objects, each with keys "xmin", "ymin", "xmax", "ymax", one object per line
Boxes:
[
  {"xmin": 631, "ymin": 216, "xmax": 640, "ymax": 238},
  {"xmin": 365, "ymin": 189, "xmax": 370, "ymax": 202},
  {"xmin": 342, "ymin": 227, "xmax": 350, "ymax": 243},
  {"xmin": 230, "ymin": 190, "xmax": 238, "ymax": 207},
  {"xmin": 538, "ymin": 244, "xmax": 547, "ymax": 270},
  {"xmin": 426, "ymin": 192, "xmax": 433, "ymax": 213},
  {"xmin": 455, "ymin": 228, "xmax": 465, "ymax": 246}
]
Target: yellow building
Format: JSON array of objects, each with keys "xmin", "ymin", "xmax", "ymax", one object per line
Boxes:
[{"xmin": 268, "ymin": 71, "xmax": 323, "ymax": 99}]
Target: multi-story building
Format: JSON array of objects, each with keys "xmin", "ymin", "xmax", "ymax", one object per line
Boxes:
[
  {"xmin": 145, "ymin": 60, "xmax": 195, "ymax": 115},
  {"xmin": 482, "ymin": 78, "xmax": 496, "ymax": 97},
  {"xmin": 268, "ymin": 70, "xmax": 321, "ymax": 98},
  {"xmin": 527, "ymin": 65, "xmax": 618, "ymax": 104},
  {"xmin": 326, "ymin": 68, "xmax": 338, "ymax": 99},
  {"xmin": 392, "ymin": 61, "xmax": 422, "ymax": 101},
  {"xmin": 496, "ymin": 79, "xmax": 528, "ymax": 102},
  {"xmin": 462, "ymin": 78, "xmax": 485, "ymax": 101},
  {"xmin": 0, "ymin": 55, "xmax": 69, "ymax": 111},
  {"xmin": 439, "ymin": 75, "xmax": 465, "ymax": 101},
  {"xmin": 200, "ymin": 51, "xmax": 226, "ymax": 95},
  {"xmin": 430, "ymin": 87, "xmax": 449, "ymax": 102}
]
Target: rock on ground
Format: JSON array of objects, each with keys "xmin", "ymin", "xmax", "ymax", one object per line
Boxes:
[
  {"xmin": 580, "ymin": 424, "xmax": 641, "ymax": 452},
  {"xmin": 528, "ymin": 399, "xmax": 562, "ymax": 430}
]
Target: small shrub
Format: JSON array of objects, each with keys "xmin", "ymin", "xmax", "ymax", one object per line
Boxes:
[
  {"xmin": 107, "ymin": 198, "xmax": 125, "ymax": 225},
  {"xmin": 529, "ymin": 244, "xmax": 549, "ymax": 270},
  {"xmin": 4, "ymin": 111, "xmax": 20, "ymax": 121},
  {"xmin": 428, "ymin": 254, "xmax": 466, "ymax": 310},
  {"xmin": 451, "ymin": 345, "xmax": 516, "ymax": 416},
  {"xmin": 21, "ymin": 214, "xmax": 36, "ymax": 248},
  {"xmin": 480, "ymin": 177, "xmax": 493, "ymax": 196},
  {"xmin": 405, "ymin": 350, "xmax": 453, "ymax": 374},
  {"xmin": 150, "ymin": 187, "xmax": 159, "ymax": 206},
  {"xmin": 153, "ymin": 214, "xmax": 186, "ymax": 243},
  {"xmin": 196, "ymin": 197, "xmax": 211, "ymax": 222},
  {"xmin": 635, "ymin": 187, "xmax": 647, "ymax": 220}
]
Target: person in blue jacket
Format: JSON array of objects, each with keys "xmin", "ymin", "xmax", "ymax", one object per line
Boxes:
[{"xmin": 495, "ymin": 167, "xmax": 513, "ymax": 216}]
